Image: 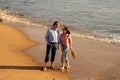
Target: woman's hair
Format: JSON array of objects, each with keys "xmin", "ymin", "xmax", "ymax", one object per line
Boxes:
[
  {"xmin": 53, "ymin": 21, "xmax": 59, "ymax": 26},
  {"xmin": 63, "ymin": 27, "xmax": 71, "ymax": 34}
]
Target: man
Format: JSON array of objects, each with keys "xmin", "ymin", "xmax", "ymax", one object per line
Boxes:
[{"xmin": 43, "ymin": 21, "xmax": 60, "ymax": 71}]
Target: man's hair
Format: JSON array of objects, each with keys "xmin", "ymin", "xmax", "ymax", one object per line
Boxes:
[{"xmin": 53, "ymin": 21, "xmax": 59, "ymax": 26}]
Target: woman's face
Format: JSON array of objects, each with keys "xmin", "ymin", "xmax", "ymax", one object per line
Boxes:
[{"xmin": 63, "ymin": 29, "xmax": 67, "ymax": 34}]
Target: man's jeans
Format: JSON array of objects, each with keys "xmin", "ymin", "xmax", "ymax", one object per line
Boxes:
[{"xmin": 45, "ymin": 43, "xmax": 57, "ymax": 62}]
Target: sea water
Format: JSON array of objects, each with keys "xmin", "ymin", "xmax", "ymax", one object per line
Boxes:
[{"xmin": 0, "ymin": 0, "xmax": 120, "ymax": 44}]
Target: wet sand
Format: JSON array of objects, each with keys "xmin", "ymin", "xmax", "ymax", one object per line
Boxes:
[
  {"xmin": 0, "ymin": 23, "xmax": 70, "ymax": 80},
  {"xmin": 12, "ymin": 23, "xmax": 120, "ymax": 80}
]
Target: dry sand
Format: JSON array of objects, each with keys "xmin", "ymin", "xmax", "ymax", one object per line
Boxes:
[{"xmin": 0, "ymin": 23, "xmax": 70, "ymax": 80}]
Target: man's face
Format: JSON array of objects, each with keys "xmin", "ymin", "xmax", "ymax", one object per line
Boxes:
[{"xmin": 54, "ymin": 23, "xmax": 60, "ymax": 29}]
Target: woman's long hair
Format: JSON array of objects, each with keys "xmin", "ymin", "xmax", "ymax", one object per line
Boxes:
[{"xmin": 63, "ymin": 27, "xmax": 71, "ymax": 34}]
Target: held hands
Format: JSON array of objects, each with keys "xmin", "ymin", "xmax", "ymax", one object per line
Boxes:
[
  {"xmin": 47, "ymin": 43, "xmax": 60, "ymax": 50},
  {"xmin": 58, "ymin": 45, "xmax": 60, "ymax": 50},
  {"xmin": 47, "ymin": 43, "xmax": 52, "ymax": 45}
]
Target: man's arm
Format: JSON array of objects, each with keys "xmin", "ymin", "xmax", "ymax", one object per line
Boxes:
[{"xmin": 45, "ymin": 29, "xmax": 49, "ymax": 44}]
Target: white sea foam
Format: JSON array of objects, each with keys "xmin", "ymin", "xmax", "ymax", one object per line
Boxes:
[
  {"xmin": 0, "ymin": 9, "xmax": 41, "ymax": 27},
  {"xmin": 72, "ymin": 33, "xmax": 120, "ymax": 44}
]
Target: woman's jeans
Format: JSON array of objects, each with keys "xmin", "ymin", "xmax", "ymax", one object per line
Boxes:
[
  {"xmin": 44, "ymin": 43, "xmax": 57, "ymax": 62},
  {"xmin": 61, "ymin": 44, "xmax": 69, "ymax": 65}
]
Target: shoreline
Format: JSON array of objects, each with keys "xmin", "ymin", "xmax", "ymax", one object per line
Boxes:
[
  {"xmin": 0, "ymin": 9, "xmax": 120, "ymax": 45},
  {"xmin": 1, "ymin": 8, "xmax": 120, "ymax": 45},
  {"xmin": 0, "ymin": 22, "xmax": 70, "ymax": 80}
]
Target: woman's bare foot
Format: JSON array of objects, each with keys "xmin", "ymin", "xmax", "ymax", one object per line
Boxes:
[
  {"xmin": 43, "ymin": 67, "xmax": 47, "ymax": 71},
  {"xmin": 66, "ymin": 66, "xmax": 70, "ymax": 70},
  {"xmin": 60, "ymin": 66, "xmax": 65, "ymax": 70}
]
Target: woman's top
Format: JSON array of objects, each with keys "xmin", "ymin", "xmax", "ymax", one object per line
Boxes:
[{"xmin": 60, "ymin": 33, "xmax": 72, "ymax": 46}]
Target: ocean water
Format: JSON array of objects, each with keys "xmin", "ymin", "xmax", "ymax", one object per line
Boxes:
[{"xmin": 0, "ymin": 0, "xmax": 120, "ymax": 44}]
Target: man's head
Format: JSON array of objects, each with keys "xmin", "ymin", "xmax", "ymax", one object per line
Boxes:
[{"xmin": 53, "ymin": 21, "xmax": 60, "ymax": 29}]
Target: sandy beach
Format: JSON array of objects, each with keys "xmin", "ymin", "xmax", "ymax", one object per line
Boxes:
[
  {"xmin": 0, "ymin": 23, "xmax": 70, "ymax": 80},
  {"xmin": 1, "ymin": 22, "xmax": 120, "ymax": 80},
  {"xmin": 10, "ymin": 23, "xmax": 120, "ymax": 80}
]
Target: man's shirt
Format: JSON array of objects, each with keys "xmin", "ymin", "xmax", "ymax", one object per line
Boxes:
[{"xmin": 45, "ymin": 27, "xmax": 60, "ymax": 44}]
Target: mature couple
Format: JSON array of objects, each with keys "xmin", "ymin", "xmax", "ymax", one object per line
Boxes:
[{"xmin": 43, "ymin": 21, "xmax": 72, "ymax": 71}]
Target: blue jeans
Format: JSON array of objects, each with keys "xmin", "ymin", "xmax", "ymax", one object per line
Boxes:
[
  {"xmin": 61, "ymin": 44, "xmax": 69, "ymax": 65},
  {"xmin": 44, "ymin": 43, "xmax": 57, "ymax": 62}
]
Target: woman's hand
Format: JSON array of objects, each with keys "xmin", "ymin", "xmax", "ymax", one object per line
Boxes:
[{"xmin": 70, "ymin": 46, "xmax": 73, "ymax": 50}]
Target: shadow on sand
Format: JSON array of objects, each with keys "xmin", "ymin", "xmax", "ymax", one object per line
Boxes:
[{"xmin": 0, "ymin": 65, "xmax": 43, "ymax": 70}]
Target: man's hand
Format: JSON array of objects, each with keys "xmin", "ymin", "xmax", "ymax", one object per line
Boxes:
[
  {"xmin": 47, "ymin": 43, "xmax": 52, "ymax": 45},
  {"xmin": 58, "ymin": 45, "xmax": 60, "ymax": 50}
]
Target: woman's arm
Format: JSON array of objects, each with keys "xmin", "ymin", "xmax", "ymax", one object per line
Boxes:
[{"xmin": 68, "ymin": 35, "xmax": 72, "ymax": 49}]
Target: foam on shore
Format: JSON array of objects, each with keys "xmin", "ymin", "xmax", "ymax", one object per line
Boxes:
[
  {"xmin": 0, "ymin": 9, "xmax": 41, "ymax": 27},
  {"xmin": 72, "ymin": 32, "xmax": 120, "ymax": 44}
]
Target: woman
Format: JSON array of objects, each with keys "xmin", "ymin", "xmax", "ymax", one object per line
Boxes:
[{"xmin": 60, "ymin": 27, "xmax": 72, "ymax": 70}]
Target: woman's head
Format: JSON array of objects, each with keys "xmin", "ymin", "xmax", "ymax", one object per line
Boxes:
[{"xmin": 62, "ymin": 27, "xmax": 71, "ymax": 34}]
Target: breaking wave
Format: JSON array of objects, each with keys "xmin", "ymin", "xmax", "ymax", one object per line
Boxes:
[
  {"xmin": 0, "ymin": 8, "xmax": 41, "ymax": 27},
  {"xmin": 72, "ymin": 32, "xmax": 120, "ymax": 44}
]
